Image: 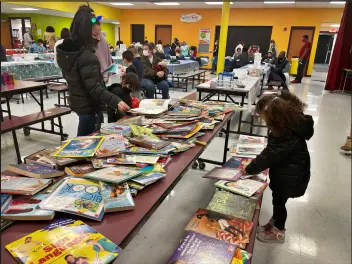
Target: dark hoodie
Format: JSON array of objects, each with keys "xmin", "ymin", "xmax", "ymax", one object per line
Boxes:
[
  {"xmin": 56, "ymin": 39, "xmax": 121, "ymax": 115},
  {"xmin": 246, "ymin": 114, "xmax": 314, "ymax": 198}
]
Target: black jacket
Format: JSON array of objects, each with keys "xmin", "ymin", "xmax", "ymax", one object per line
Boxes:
[
  {"xmin": 246, "ymin": 115, "xmax": 314, "ymax": 198},
  {"xmin": 132, "ymin": 57, "xmax": 143, "ymax": 81},
  {"xmin": 232, "ymin": 52, "xmax": 249, "ymax": 70},
  {"xmin": 272, "ymin": 57, "xmax": 289, "ymax": 74},
  {"xmin": 56, "ymin": 39, "xmax": 121, "ymax": 115}
]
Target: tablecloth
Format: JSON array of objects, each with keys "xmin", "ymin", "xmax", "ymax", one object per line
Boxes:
[{"xmin": 166, "ymin": 60, "xmax": 199, "ymax": 75}]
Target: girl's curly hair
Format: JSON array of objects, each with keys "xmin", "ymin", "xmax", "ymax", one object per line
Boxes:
[{"xmin": 256, "ymin": 91, "xmax": 306, "ymax": 137}]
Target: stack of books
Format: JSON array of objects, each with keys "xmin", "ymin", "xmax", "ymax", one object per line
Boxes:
[{"xmin": 230, "ymin": 135, "xmax": 266, "ymax": 158}]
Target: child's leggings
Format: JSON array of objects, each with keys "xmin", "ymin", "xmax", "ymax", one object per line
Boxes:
[{"xmin": 272, "ymin": 192, "xmax": 289, "ymax": 230}]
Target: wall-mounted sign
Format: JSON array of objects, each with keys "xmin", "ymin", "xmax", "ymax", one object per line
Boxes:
[
  {"xmin": 329, "ymin": 27, "xmax": 339, "ymax": 33},
  {"xmin": 199, "ymin": 28, "xmax": 210, "ymax": 45},
  {"xmin": 180, "ymin": 13, "xmax": 202, "ymax": 23}
]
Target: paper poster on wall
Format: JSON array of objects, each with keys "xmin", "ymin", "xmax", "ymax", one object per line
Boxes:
[
  {"xmin": 37, "ymin": 29, "xmax": 42, "ymax": 36},
  {"xmin": 198, "ymin": 28, "xmax": 210, "ymax": 53}
]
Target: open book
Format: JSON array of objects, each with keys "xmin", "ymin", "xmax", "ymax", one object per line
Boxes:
[{"xmin": 129, "ymin": 99, "xmax": 173, "ymax": 116}]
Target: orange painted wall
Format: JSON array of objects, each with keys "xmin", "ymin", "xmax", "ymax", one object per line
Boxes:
[{"xmin": 120, "ymin": 8, "xmax": 343, "ymax": 75}]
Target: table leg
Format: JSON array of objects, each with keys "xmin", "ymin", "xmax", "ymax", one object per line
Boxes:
[
  {"xmin": 237, "ymin": 95, "xmax": 245, "ymax": 133},
  {"xmin": 58, "ymin": 116, "xmax": 64, "ymax": 141},
  {"xmin": 40, "ymin": 89, "xmax": 44, "ymax": 130},
  {"xmin": 198, "ymin": 91, "xmax": 202, "ymax": 101},
  {"xmin": 222, "ymin": 118, "xmax": 231, "ymax": 164},
  {"xmin": 6, "ymin": 97, "xmax": 12, "ymax": 119},
  {"xmin": 12, "ymin": 130, "xmax": 22, "ymax": 164}
]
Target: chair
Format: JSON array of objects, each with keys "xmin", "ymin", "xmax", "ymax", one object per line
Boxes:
[{"xmin": 338, "ymin": 69, "xmax": 352, "ymax": 93}]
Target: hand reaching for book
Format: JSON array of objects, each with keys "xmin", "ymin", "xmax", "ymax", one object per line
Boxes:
[
  {"xmin": 118, "ymin": 101, "xmax": 130, "ymax": 112},
  {"xmin": 241, "ymin": 167, "xmax": 248, "ymax": 176}
]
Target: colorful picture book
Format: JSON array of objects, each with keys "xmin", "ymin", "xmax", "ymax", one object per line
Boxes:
[
  {"xmin": 24, "ymin": 148, "xmax": 77, "ymax": 168},
  {"xmin": 158, "ymin": 123, "xmax": 203, "ymax": 139},
  {"xmin": 232, "ymin": 248, "xmax": 252, "ymax": 264},
  {"xmin": 203, "ymin": 167, "xmax": 242, "ymax": 182},
  {"xmin": 130, "ymin": 124, "xmax": 159, "ymax": 139},
  {"xmin": 167, "ymin": 231, "xmax": 237, "ymax": 264},
  {"xmin": 84, "ymin": 166, "xmax": 142, "ymax": 185},
  {"xmin": 7, "ymin": 164, "xmax": 64, "ymax": 179},
  {"xmin": 5, "ymin": 219, "xmax": 121, "ymax": 264},
  {"xmin": 65, "ymin": 163, "xmax": 95, "ymax": 177},
  {"xmin": 1, "ymin": 194, "xmax": 12, "ymax": 214},
  {"xmin": 95, "ymin": 134, "xmax": 125, "ymax": 157},
  {"xmin": 207, "ymin": 190, "xmax": 257, "ymax": 220},
  {"xmin": 129, "ymin": 136, "xmax": 170, "ymax": 150},
  {"xmin": 52, "ymin": 136, "xmax": 104, "ymax": 158},
  {"xmin": 168, "ymin": 105, "xmax": 202, "ymax": 116},
  {"xmin": 185, "ymin": 208, "xmax": 253, "ymax": 249},
  {"xmin": 134, "ymin": 155, "xmax": 160, "ymax": 164},
  {"xmin": 236, "ymin": 144, "xmax": 265, "ymax": 156},
  {"xmin": 100, "ymin": 123, "xmax": 131, "ymax": 136},
  {"xmin": 99, "ymin": 182, "xmax": 135, "ymax": 212},
  {"xmin": 1, "ymin": 175, "xmax": 52, "ymax": 195},
  {"xmin": 131, "ymin": 172, "xmax": 166, "ymax": 186},
  {"xmin": 152, "ymin": 124, "xmax": 196, "ymax": 134},
  {"xmin": 127, "ymin": 181, "xmax": 145, "ymax": 191},
  {"xmin": 91, "ymin": 158, "xmax": 116, "ymax": 169},
  {"xmin": 238, "ymin": 135, "xmax": 266, "ymax": 144},
  {"xmin": 215, "ymin": 180, "xmax": 265, "ymax": 198},
  {"xmin": 40, "ymin": 177, "xmax": 105, "ymax": 221},
  {"xmin": 106, "ymin": 154, "xmax": 137, "ymax": 165},
  {"xmin": 126, "ymin": 145, "xmax": 176, "ymax": 155}
]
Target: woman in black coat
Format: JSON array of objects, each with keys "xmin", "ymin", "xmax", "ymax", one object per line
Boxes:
[
  {"xmin": 56, "ymin": 5, "xmax": 130, "ymax": 136},
  {"xmin": 243, "ymin": 91, "xmax": 314, "ymax": 244}
]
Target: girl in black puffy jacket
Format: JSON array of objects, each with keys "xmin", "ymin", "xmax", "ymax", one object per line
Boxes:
[{"xmin": 242, "ymin": 91, "xmax": 314, "ymax": 244}]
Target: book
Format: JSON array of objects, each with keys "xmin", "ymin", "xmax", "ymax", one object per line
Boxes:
[
  {"xmin": 1, "ymin": 219, "xmax": 14, "ymax": 231},
  {"xmin": 95, "ymin": 134, "xmax": 125, "ymax": 157},
  {"xmin": 203, "ymin": 167, "xmax": 242, "ymax": 182},
  {"xmin": 236, "ymin": 144, "xmax": 265, "ymax": 156},
  {"xmin": 91, "ymin": 158, "xmax": 116, "ymax": 168},
  {"xmin": 40, "ymin": 177, "xmax": 105, "ymax": 221},
  {"xmin": 24, "ymin": 148, "xmax": 77, "ymax": 168},
  {"xmin": 238, "ymin": 135, "xmax": 266, "ymax": 144},
  {"xmin": 127, "ymin": 181, "xmax": 145, "ymax": 191},
  {"xmin": 185, "ymin": 208, "xmax": 253, "ymax": 249},
  {"xmin": 232, "ymin": 248, "xmax": 252, "ymax": 264},
  {"xmin": 129, "ymin": 136, "xmax": 170, "ymax": 150},
  {"xmin": 132, "ymin": 172, "xmax": 165, "ymax": 186},
  {"xmin": 99, "ymin": 182, "xmax": 135, "ymax": 212},
  {"xmin": 158, "ymin": 123, "xmax": 203, "ymax": 139},
  {"xmin": 134, "ymin": 155, "xmax": 160, "ymax": 164},
  {"xmin": 52, "ymin": 136, "xmax": 105, "ymax": 158},
  {"xmin": 168, "ymin": 105, "xmax": 201, "ymax": 116},
  {"xmin": 7, "ymin": 164, "xmax": 64, "ymax": 179},
  {"xmin": 1, "ymin": 191, "xmax": 55, "ymax": 220},
  {"xmin": 106, "ymin": 154, "xmax": 137, "ymax": 165},
  {"xmin": 65, "ymin": 163, "xmax": 95, "ymax": 177},
  {"xmin": 167, "ymin": 230, "xmax": 237, "ymax": 264},
  {"xmin": 100, "ymin": 123, "xmax": 131, "ymax": 136},
  {"xmin": 215, "ymin": 180, "xmax": 265, "ymax": 198},
  {"xmin": 116, "ymin": 115, "xmax": 145, "ymax": 125},
  {"xmin": 103, "ymin": 63, "xmax": 117, "ymax": 73},
  {"xmin": 130, "ymin": 124, "xmax": 159, "ymax": 139},
  {"xmin": 1, "ymin": 194, "xmax": 12, "ymax": 213},
  {"xmin": 5, "ymin": 219, "xmax": 120, "ymax": 264},
  {"xmin": 126, "ymin": 145, "xmax": 176, "ymax": 155},
  {"xmin": 152, "ymin": 124, "xmax": 196, "ymax": 134},
  {"xmin": 129, "ymin": 99, "xmax": 171, "ymax": 116},
  {"xmin": 207, "ymin": 190, "xmax": 257, "ymax": 220},
  {"xmin": 84, "ymin": 166, "xmax": 142, "ymax": 185},
  {"xmin": 1, "ymin": 175, "xmax": 52, "ymax": 195}
]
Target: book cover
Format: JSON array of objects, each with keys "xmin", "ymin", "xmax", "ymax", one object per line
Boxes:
[
  {"xmin": 65, "ymin": 163, "xmax": 95, "ymax": 177},
  {"xmin": 127, "ymin": 181, "xmax": 145, "ymax": 191},
  {"xmin": 1, "ymin": 175, "xmax": 52, "ymax": 195},
  {"xmin": 7, "ymin": 164, "xmax": 64, "ymax": 179},
  {"xmin": 129, "ymin": 124, "xmax": 159, "ymax": 139},
  {"xmin": 134, "ymin": 155, "xmax": 160, "ymax": 164},
  {"xmin": 168, "ymin": 105, "xmax": 201, "ymax": 116},
  {"xmin": 236, "ymin": 144, "xmax": 265, "ymax": 156},
  {"xmin": 100, "ymin": 123, "xmax": 131, "ymax": 136},
  {"xmin": 215, "ymin": 180, "xmax": 265, "ymax": 198},
  {"xmin": 84, "ymin": 167, "xmax": 142, "ymax": 185},
  {"xmin": 129, "ymin": 136, "xmax": 170, "ymax": 150},
  {"xmin": 116, "ymin": 115, "xmax": 145, "ymax": 125},
  {"xmin": 5, "ymin": 219, "xmax": 120, "ymax": 264},
  {"xmin": 154, "ymin": 120, "xmax": 198, "ymax": 129},
  {"xmin": 231, "ymin": 248, "xmax": 252, "ymax": 264},
  {"xmin": 24, "ymin": 148, "xmax": 77, "ymax": 168},
  {"xmin": 129, "ymin": 108, "xmax": 167, "ymax": 116},
  {"xmin": 52, "ymin": 137, "xmax": 105, "ymax": 158},
  {"xmin": 131, "ymin": 172, "xmax": 165, "ymax": 186},
  {"xmin": 95, "ymin": 134, "xmax": 125, "ymax": 158},
  {"xmin": 152, "ymin": 124, "xmax": 196, "ymax": 134},
  {"xmin": 203, "ymin": 168, "xmax": 242, "ymax": 182},
  {"xmin": 167, "ymin": 230, "xmax": 237, "ymax": 264},
  {"xmin": 158, "ymin": 123, "xmax": 203, "ymax": 139},
  {"xmin": 185, "ymin": 208, "xmax": 253, "ymax": 249},
  {"xmin": 207, "ymin": 190, "xmax": 257, "ymax": 220},
  {"xmin": 99, "ymin": 182, "xmax": 135, "ymax": 212},
  {"xmin": 126, "ymin": 145, "xmax": 176, "ymax": 155},
  {"xmin": 106, "ymin": 154, "xmax": 137, "ymax": 165},
  {"xmin": 238, "ymin": 135, "xmax": 266, "ymax": 144},
  {"xmin": 1, "ymin": 194, "xmax": 12, "ymax": 214},
  {"xmin": 91, "ymin": 158, "xmax": 116, "ymax": 169},
  {"xmin": 1, "ymin": 191, "xmax": 55, "ymax": 220},
  {"xmin": 39, "ymin": 177, "xmax": 105, "ymax": 221}
]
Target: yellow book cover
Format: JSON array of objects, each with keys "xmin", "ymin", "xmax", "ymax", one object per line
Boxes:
[
  {"xmin": 5, "ymin": 219, "xmax": 121, "ymax": 264},
  {"xmin": 52, "ymin": 137, "xmax": 105, "ymax": 158},
  {"xmin": 129, "ymin": 124, "xmax": 159, "ymax": 139}
]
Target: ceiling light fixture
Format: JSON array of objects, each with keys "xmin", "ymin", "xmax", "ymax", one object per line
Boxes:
[
  {"xmin": 329, "ymin": 1, "xmax": 346, "ymax": 4},
  {"xmin": 205, "ymin": 2, "xmax": 233, "ymax": 4},
  {"xmin": 154, "ymin": 2, "xmax": 180, "ymax": 5},
  {"xmin": 330, "ymin": 24, "xmax": 340, "ymax": 27},
  {"xmin": 264, "ymin": 1, "xmax": 295, "ymax": 4},
  {"xmin": 110, "ymin": 3, "xmax": 134, "ymax": 6},
  {"xmin": 11, "ymin": 8, "xmax": 40, "ymax": 11},
  {"xmin": 112, "ymin": 22, "xmax": 120, "ymax": 25}
]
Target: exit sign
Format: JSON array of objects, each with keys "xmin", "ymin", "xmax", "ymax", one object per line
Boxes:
[{"xmin": 329, "ymin": 27, "xmax": 339, "ymax": 33}]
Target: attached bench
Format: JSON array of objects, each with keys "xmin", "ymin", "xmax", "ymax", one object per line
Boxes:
[
  {"xmin": 48, "ymin": 84, "xmax": 69, "ymax": 107},
  {"xmin": 1, "ymin": 107, "xmax": 71, "ymax": 164},
  {"xmin": 24, "ymin": 75, "xmax": 65, "ymax": 98},
  {"xmin": 171, "ymin": 70, "xmax": 207, "ymax": 91}
]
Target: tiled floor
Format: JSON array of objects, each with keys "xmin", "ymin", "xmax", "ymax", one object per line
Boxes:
[{"xmin": 1, "ymin": 68, "xmax": 351, "ymax": 264}]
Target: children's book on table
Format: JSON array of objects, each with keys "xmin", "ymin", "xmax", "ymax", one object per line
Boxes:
[
  {"xmin": 215, "ymin": 179, "xmax": 265, "ymax": 198},
  {"xmin": 100, "ymin": 123, "xmax": 131, "ymax": 136},
  {"xmin": 95, "ymin": 134, "xmax": 125, "ymax": 157},
  {"xmin": 100, "ymin": 182, "xmax": 135, "ymax": 212},
  {"xmin": 84, "ymin": 166, "xmax": 142, "ymax": 185},
  {"xmin": 7, "ymin": 164, "xmax": 64, "ymax": 179},
  {"xmin": 1, "ymin": 175, "xmax": 52, "ymax": 195}
]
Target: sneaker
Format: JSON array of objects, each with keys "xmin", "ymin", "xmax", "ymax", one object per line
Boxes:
[
  {"xmin": 256, "ymin": 226, "xmax": 285, "ymax": 244},
  {"xmin": 341, "ymin": 138, "xmax": 352, "ymax": 151},
  {"xmin": 257, "ymin": 218, "xmax": 275, "ymax": 233},
  {"xmin": 290, "ymin": 79, "xmax": 301, "ymax": 84}
]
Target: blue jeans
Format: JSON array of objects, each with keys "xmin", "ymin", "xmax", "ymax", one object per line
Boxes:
[
  {"xmin": 77, "ymin": 112, "xmax": 104, "ymax": 136},
  {"xmin": 212, "ymin": 56, "xmax": 217, "ymax": 73},
  {"xmin": 141, "ymin": 78, "xmax": 169, "ymax": 99}
]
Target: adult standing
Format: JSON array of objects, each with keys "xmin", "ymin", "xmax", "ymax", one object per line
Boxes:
[
  {"xmin": 291, "ymin": 35, "xmax": 312, "ymax": 84},
  {"xmin": 54, "ymin": 28, "xmax": 70, "ymax": 67},
  {"xmin": 140, "ymin": 43, "xmax": 169, "ymax": 99},
  {"xmin": 210, "ymin": 39, "xmax": 219, "ymax": 74},
  {"xmin": 269, "ymin": 40, "xmax": 278, "ymax": 58},
  {"xmin": 43, "ymin": 26, "xmax": 57, "ymax": 50},
  {"xmin": 171, "ymin": 37, "xmax": 180, "ymax": 56},
  {"xmin": 23, "ymin": 28, "xmax": 33, "ymax": 48}
]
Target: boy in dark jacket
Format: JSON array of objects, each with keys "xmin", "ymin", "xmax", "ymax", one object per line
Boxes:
[{"xmin": 242, "ymin": 91, "xmax": 314, "ymax": 244}]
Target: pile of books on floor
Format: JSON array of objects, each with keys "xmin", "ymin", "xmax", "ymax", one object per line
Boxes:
[
  {"xmin": 1, "ymin": 99, "xmax": 242, "ymax": 264},
  {"xmin": 166, "ymin": 135, "xmax": 268, "ymax": 264}
]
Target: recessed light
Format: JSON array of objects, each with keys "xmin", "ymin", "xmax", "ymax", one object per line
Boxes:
[
  {"xmin": 330, "ymin": 24, "xmax": 340, "ymax": 27},
  {"xmin": 204, "ymin": 2, "xmax": 233, "ymax": 4},
  {"xmin": 330, "ymin": 1, "xmax": 346, "ymax": 4},
  {"xmin": 154, "ymin": 2, "xmax": 180, "ymax": 5},
  {"xmin": 110, "ymin": 3, "xmax": 134, "ymax": 6},
  {"xmin": 11, "ymin": 8, "xmax": 40, "ymax": 11},
  {"xmin": 264, "ymin": 1, "xmax": 295, "ymax": 4}
]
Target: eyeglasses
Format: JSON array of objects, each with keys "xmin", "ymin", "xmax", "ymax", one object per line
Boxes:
[{"xmin": 91, "ymin": 15, "xmax": 102, "ymax": 23}]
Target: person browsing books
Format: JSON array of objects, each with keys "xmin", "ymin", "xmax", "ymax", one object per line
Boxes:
[
  {"xmin": 128, "ymin": 46, "xmax": 143, "ymax": 81},
  {"xmin": 119, "ymin": 50, "xmax": 137, "ymax": 75},
  {"xmin": 56, "ymin": 5, "xmax": 130, "ymax": 136},
  {"xmin": 241, "ymin": 91, "xmax": 314, "ymax": 244}
]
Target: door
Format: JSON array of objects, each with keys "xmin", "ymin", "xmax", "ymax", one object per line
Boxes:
[
  {"xmin": 131, "ymin": 24, "xmax": 144, "ymax": 44},
  {"xmin": 155, "ymin": 25, "xmax": 172, "ymax": 45},
  {"xmin": 287, "ymin": 27, "xmax": 315, "ymax": 76},
  {"xmin": 8, "ymin": 17, "xmax": 31, "ymax": 48},
  {"xmin": 314, "ymin": 34, "xmax": 334, "ymax": 64},
  {"xmin": 1, "ymin": 21, "xmax": 12, "ymax": 49}
]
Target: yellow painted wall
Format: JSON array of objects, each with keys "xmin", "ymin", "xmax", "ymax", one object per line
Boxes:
[{"xmin": 120, "ymin": 8, "xmax": 343, "ymax": 75}]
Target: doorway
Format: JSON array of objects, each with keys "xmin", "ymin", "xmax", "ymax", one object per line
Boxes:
[
  {"xmin": 287, "ymin": 26, "xmax": 315, "ymax": 76},
  {"xmin": 131, "ymin": 24, "xmax": 144, "ymax": 44},
  {"xmin": 314, "ymin": 33, "xmax": 334, "ymax": 64},
  {"xmin": 8, "ymin": 17, "xmax": 32, "ymax": 49},
  {"xmin": 1, "ymin": 20, "xmax": 12, "ymax": 49},
  {"xmin": 155, "ymin": 25, "xmax": 172, "ymax": 46}
]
